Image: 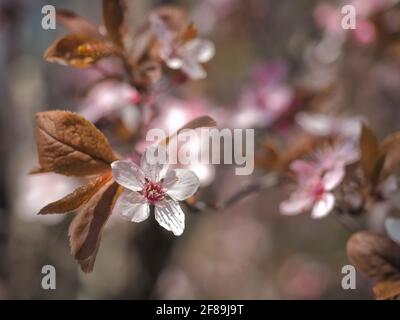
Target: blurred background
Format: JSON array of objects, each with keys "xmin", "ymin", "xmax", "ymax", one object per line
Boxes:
[{"xmin": 3, "ymin": 0, "xmax": 400, "ymax": 299}]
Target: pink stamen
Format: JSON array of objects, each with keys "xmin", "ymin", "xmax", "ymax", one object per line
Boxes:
[
  {"xmin": 143, "ymin": 181, "xmax": 165, "ymax": 204},
  {"xmin": 313, "ymin": 182, "xmax": 325, "ymax": 200}
]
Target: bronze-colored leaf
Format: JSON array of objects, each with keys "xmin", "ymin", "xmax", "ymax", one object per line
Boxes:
[
  {"xmin": 359, "ymin": 124, "xmax": 381, "ymax": 183},
  {"xmin": 44, "ymin": 34, "xmax": 118, "ymax": 68},
  {"xmin": 34, "ymin": 110, "xmax": 118, "ymax": 176},
  {"xmin": 181, "ymin": 23, "xmax": 198, "ymax": 43},
  {"xmin": 69, "ymin": 178, "xmax": 120, "ymax": 273},
  {"xmin": 38, "ymin": 173, "xmax": 112, "ymax": 215},
  {"xmin": 255, "ymin": 140, "xmax": 280, "ymax": 170},
  {"xmin": 381, "ymin": 132, "xmax": 400, "ymax": 180},
  {"xmin": 56, "ymin": 9, "xmax": 101, "ymax": 37},
  {"xmin": 346, "ymin": 231, "xmax": 400, "ymax": 282},
  {"xmin": 373, "ymin": 280, "xmax": 400, "ymax": 300},
  {"xmin": 102, "ymin": 0, "xmax": 125, "ymax": 47}
]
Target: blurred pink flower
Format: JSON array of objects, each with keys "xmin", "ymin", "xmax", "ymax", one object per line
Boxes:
[
  {"xmin": 280, "ymin": 143, "xmax": 359, "ymax": 218},
  {"xmin": 150, "ymin": 14, "xmax": 215, "ymax": 80},
  {"xmin": 314, "ymin": 0, "xmax": 391, "ymax": 45},
  {"xmin": 313, "ymin": 142, "xmax": 360, "ymax": 171},
  {"xmin": 78, "ymin": 80, "xmax": 141, "ymax": 129},
  {"xmin": 280, "ymin": 161, "xmax": 340, "ymax": 218},
  {"xmin": 14, "ymin": 172, "xmax": 80, "ymax": 225},
  {"xmin": 112, "ymin": 145, "xmax": 200, "ymax": 236},
  {"xmin": 233, "ymin": 62, "xmax": 294, "ymax": 128},
  {"xmin": 296, "ymin": 112, "xmax": 362, "ymax": 139}
]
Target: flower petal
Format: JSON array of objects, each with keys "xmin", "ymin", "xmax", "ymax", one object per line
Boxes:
[
  {"xmin": 154, "ymin": 200, "xmax": 185, "ymax": 236},
  {"xmin": 111, "ymin": 160, "xmax": 145, "ymax": 191},
  {"xmin": 311, "ymin": 192, "xmax": 335, "ymax": 218},
  {"xmin": 114, "ymin": 190, "xmax": 149, "ymax": 222},
  {"xmin": 280, "ymin": 191, "xmax": 313, "ymax": 215},
  {"xmin": 290, "ymin": 160, "xmax": 318, "ymax": 182},
  {"xmin": 164, "ymin": 169, "xmax": 200, "ymax": 201},
  {"xmin": 140, "ymin": 145, "xmax": 169, "ymax": 182},
  {"xmin": 322, "ymin": 166, "xmax": 344, "ymax": 191},
  {"xmin": 184, "ymin": 38, "xmax": 215, "ymax": 63},
  {"xmin": 180, "ymin": 56, "xmax": 207, "ymax": 79}
]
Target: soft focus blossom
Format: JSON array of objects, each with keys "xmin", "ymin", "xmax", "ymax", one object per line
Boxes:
[
  {"xmin": 280, "ymin": 160, "xmax": 341, "ymax": 218},
  {"xmin": 111, "ymin": 146, "xmax": 200, "ymax": 235},
  {"xmin": 296, "ymin": 112, "xmax": 362, "ymax": 139},
  {"xmin": 78, "ymin": 80, "xmax": 141, "ymax": 129},
  {"xmin": 14, "ymin": 172, "xmax": 80, "ymax": 225},
  {"xmin": 150, "ymin": 14, "xmax": 215, "ymax": 80},
  {"xmin": 280, "ymin": 143, "xmax": 359, "ymax": 218},
  {"xmin": 313, "ymin": 142, "xmax": 360, "ymax": 172},
  {"xmin": 314, "ymin": 0, "xmax": 393, "ymax": 45},
  {"xmin": 233, "ymin": 62, "xmax": 294, "ymax": 128}
]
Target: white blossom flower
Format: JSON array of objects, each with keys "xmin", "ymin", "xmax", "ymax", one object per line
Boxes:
[
  {"xmin": 149, "ymin": 14, "xmax": 215, "ymax": 80},
  {"xmin": 111, "ymin": 146, "xmax": 200, "ymax": 235}
]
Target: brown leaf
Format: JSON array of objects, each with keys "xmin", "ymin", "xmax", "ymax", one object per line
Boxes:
[
  {"xmin": 346, "ymin": 231, "xmax": 400, "ymax": 282},
  {"xmin": 34, "ymin": 111, "xmax": 118, "ymax": 176},
  {"xmin": 38, "ymin": 173, "xmax": 112, "ymax": 215},
  {"xmin": 255, "ymin": 139, "xmax": 280, "ymax": 170},
  {"xmin": 56, "ymin": 9, "xmax": 101, "ymax": 37},
  {"xmin": 359, "ymin": 124, "xmax": 382, "ymax": 183},
  {"xmin": 69, "ymin": 177, "xmax": 120, "ymax": 273},
  {"xmin": 373, "ymin": 280, "xmax": 400, "ymax": 300},
  {"xmin": 102, "ymin": 0, "xmax": 125, "ymax": 47},
  {"xmin": 44, "ymin": 34, "xmax": 118, "ymax": 68},
  {"xmin": 181, "ymin": 23, "xmax": 198, "ymax": 43},
  {"xmin": 381, "ymin": 132, "xmax": 400, "ymax": 180}
]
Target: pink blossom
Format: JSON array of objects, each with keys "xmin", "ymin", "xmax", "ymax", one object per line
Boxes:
[
  {"xmin": 149, "ymin": 14, "xmax": 215, "ymax": 80},
  {"xmin": 280, "ymin": 143, "xmax": 359, "ymax": 218},
  {"xmin": 314, "ymin": 0, "xmax": 390, "ymax": 45},
  {"xmin": 233, "ymin": 62, "xmax": 294, "ymax": 128},
  {"xmin": 78, "ymin": 80, "xmax": 141, "ymax": 129},
  {"xmin": 296, "ymin": 112, "xmax": 362, "ymax": 139},
  {"xmin": 280, "ymin": 161, "xmax": 340, "ymax": 218}
]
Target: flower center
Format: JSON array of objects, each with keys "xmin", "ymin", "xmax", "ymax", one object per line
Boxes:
[
  {"xmin": 313, "ymin": 182, "xmax": 325, "ymax": 200},
  {"xmin": 143, "ymin": 181, "xmax": 165, "ymax": 204}
]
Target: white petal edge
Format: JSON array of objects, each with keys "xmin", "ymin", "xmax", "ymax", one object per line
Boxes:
[
  {"xmin": 111, "ymin": 160, "xmax": 145, "ymax": 191},
  {"xmin": 164, "ymin": 169, "xmax": 200, "ymax": 201},
  {"xmin": 154, "ymin": 200, "xmax": 185, "ymax": 236},
  {"xmin": 322, "ymin": 166, "xmax": 345, "ymax": 191},
  {"xmin": 279, "ymin": 191, "xmax": 313, "ymax": 215},
  {"xmin": 184, "ymin": 38, "xmax": 216, "ymax": 63},
  {"xmin": 114, "ymin": 190, "xmax": 149, "ymax": 223},
  {"xmin": 180, "ymin": 57, "xmax": 207, "ymax": 80},
  {"xmin": 311, "ymin": 192, "xmax": 335, "ymax": 219}
]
